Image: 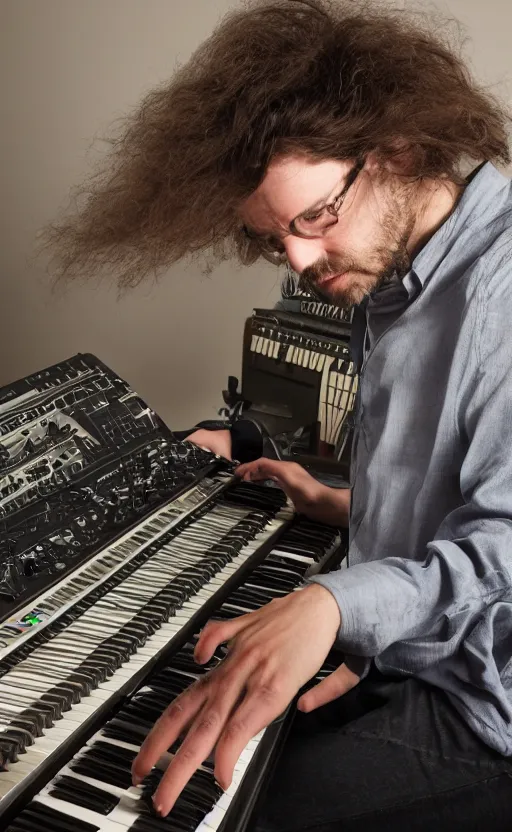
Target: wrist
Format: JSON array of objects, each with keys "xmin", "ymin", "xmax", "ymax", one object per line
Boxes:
[
  {"xmin": 332, "ymin": 487, "xmax": 350, "ymax": 526},
  {"xmin": 303, "ymin": 583, "xmax": 342, "ymax": 633},
  {"xmin": 306, "ymin": 484, "xmax": 350, "ymax": 526}
]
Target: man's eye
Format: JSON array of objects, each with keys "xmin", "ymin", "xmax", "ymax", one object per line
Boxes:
[{"xmin": 301, "ymin": 211, "xmax": 323, "ymax": 225}]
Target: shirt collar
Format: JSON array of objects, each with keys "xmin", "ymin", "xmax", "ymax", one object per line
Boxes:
[{"xmin": 404, "ymin": 162, "xmax": 510, "ymax": 299}]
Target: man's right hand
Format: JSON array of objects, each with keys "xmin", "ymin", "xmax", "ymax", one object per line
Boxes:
[
  {"xmin": 187, "ymin": 428, "xmax": 232, "ymax": 460},
  {"xmin": 236, "ymin": 458, "xmax": 350, "ymax": 526}
]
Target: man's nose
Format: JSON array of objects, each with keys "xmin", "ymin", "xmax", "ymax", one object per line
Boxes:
[{"xmin": 283, "ymin": 236, "xmax": 325, "ymax": 273}]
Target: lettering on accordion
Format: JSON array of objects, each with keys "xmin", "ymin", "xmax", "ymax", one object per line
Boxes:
[{"xmin": 300, "ymin": 300, "xmax": 354, "ymax": 323}]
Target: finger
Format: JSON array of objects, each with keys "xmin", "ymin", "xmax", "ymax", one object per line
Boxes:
[
  {"xmin": 297, "ymin": 663, "xmax": 359, "ymax": 713},
  {"xmin": 131, "ymin": 678, "xmax": 207, "ymax": 785},
  {"xmin": 194, "ymin": 612, "xmax": 256, "ymax": 665},
  {"xmin": 235, "ymin": 460, "xmax": 262, "ymax": 477},
  {"xmin": 213, "ymin": 675, "xmax": 292, "ymax": 790},
  {"xmin": 235, "ymin": 458, "xmax": 282, "ymax": 482},
  {"xmin": 152, "ymin": 660, "xmax": 254, "ymax": 817}
]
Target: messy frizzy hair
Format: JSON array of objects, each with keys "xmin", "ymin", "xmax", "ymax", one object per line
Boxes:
[{"xmin": 46, "ymin": 0, "xmax": 510, "ymax": 288}]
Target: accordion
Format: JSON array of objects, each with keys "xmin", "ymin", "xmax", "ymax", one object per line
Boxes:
[{"xmin": 240, "ymin": 307, "xmax": 358, "ymax": 479}]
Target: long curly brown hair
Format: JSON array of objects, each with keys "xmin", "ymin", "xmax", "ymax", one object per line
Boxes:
[{"xmin": 45, "ymin": 0, "xmax": 510, "ymax": 288}]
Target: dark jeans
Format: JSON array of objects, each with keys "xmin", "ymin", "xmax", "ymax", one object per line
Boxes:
[{"xmin": 255, "ymin": 666, "xmax": 512, "ymax": 832}]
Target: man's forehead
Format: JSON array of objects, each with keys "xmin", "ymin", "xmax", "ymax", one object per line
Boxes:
[{"xmin": 239, "ymin": 155, "xmax": 350, "ymax": 233}]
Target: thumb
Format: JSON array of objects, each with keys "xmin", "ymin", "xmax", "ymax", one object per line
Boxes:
[
  {"xmin": 236, "ymin": 458, "xmax": 283, "ymax": 482},
  {"xmin": 297, "ymin": 663, "xmax": 360, "ymax": 713},
  {"xmin": 237, "ymin": 459, "xmax": 307, "ymax": 496}
]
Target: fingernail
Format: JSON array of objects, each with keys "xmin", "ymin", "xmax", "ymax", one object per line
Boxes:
[{"xmin": 132, "ymin": 774, "xmax": 142, "ymax": 786}]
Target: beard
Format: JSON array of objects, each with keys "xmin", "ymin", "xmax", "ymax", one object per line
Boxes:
[{"xmin": 299, "ymin": 194, "xmax": 414, "ymax": 309}]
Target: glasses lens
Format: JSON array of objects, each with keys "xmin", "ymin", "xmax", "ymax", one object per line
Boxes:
[{"xmin": 294, "ymin": 210, "xmax": 338, "ymax": 238}]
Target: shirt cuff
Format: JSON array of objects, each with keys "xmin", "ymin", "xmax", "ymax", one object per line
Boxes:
[
  {"xmin": 308, "ymin": 563, "xmax": 401, "ymax": 657},
  {"xmin": 343, "ymin": 654, "xmax": 372, "ymax": 680}
]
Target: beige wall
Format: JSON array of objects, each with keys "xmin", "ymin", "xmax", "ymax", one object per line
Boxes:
[{"xmin": 1, "ymin": 0, "xmax": 510, "ymax": 429}]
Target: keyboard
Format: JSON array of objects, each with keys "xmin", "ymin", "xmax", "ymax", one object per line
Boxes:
[
  {"xmin": 0, "ymin": 478, "xmax": 294, "ymax": 816},
  {"xmin": 4, "ymin": 513, "xmax": 345, "ymax": 832},
  {"xmin": 0, "ymin": 352, "xmax": 347, "ymax": 831}
]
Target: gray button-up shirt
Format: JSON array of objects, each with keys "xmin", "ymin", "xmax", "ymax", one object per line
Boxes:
[{"xmin": 312, "ymin": 162, "xmax": 512, "ymax": 756}]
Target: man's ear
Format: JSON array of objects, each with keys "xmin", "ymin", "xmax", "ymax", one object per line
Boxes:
[{"xmin": 366, "ymin": 142, "xmax": 417, "ymax": 177}]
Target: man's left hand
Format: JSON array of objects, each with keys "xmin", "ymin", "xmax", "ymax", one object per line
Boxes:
[{"xmin": 131, "ymin": 584, "xmax": 357, "ymax": 817}]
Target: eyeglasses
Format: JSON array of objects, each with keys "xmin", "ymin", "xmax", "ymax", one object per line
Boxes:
[{"xmin": 242, "ymin": 157, "xmax": 365, "ymax": 266}]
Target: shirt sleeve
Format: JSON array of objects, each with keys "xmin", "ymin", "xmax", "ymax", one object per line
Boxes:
[{"xmin": 310, "ymin": 257, "xmax": 512, "ymax": 662}]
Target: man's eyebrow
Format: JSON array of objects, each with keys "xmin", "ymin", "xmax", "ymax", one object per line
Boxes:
[
  {"xmin": 245, "ymin": 187, "xmax": 336, "ymax": 237},
  {"xmin": 294, "ymin": 189, "xmax": 333, "ymax": 218}
]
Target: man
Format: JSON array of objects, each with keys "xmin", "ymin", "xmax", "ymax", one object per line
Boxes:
[{"xmin": 48, "ymin": 1, "xmax": 512, "ymax": 827}]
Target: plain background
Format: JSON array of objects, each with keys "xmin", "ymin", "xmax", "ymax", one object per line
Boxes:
[{"xmin": 1, "ymin": 0, "xmax": 511, "ymax": 429}]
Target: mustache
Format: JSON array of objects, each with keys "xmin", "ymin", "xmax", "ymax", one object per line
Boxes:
[{"xmin": 298, "ymin": 256, "xmax": 356, "ymax": 299}]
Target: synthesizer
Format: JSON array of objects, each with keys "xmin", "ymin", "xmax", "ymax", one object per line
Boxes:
[{"xmin": 0, "ymin": 354, "xmax": 347, "ymax": 831}]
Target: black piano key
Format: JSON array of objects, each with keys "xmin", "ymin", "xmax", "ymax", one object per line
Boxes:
[
  {"xmin": 84, "ymin": 739, "xmax": 138, "ymax": 765},
  {"xmin": 1, "ymin": 725, "xmax": 34, "ymax": 754},
  {"xmin": 221, "ymin": 599, "xmax": 260, "ymax": 613},
  {"xmin": 229, "ymin": 587, "xmax": 284, "ymax": 606},
  {"xmin": 149, "ymin": 667, "xmax": 198, "ymax": 688},
  {"xmin": 48, "ymin": 773, "xmax": 120, "ymax": 814},
  {"xmin": 70, "ymin": 755, "xmax": 133, "ymax": 790},
  {"xmin": 131, "ymin": 810, "xmax": 197, "ymax": 832},
  {"xmin": 118, "ymin": 700, "xmax": 170, "ymax": 729},
  {"xmin": 6, "ymin": 799, "xmax": 100, "ymax": 832},
  {"xmin": 276, "ymin": 538, "xmax": 322, "ymax": 556},
  {"xmin": 70, "ymin": 740, "xmax": 138, "ymax": 789},
  {"xmin": 102, "ymin": 717, "xmax": 151, "ymax": 745},
  {"xmin": 264, "ymin": 556, "xmax": 307, "ymax": 576},
  {"xmin": 251, "ymin": 564, "xmax": 303, "ymax": 583},
  {"xmin": 10, "ymin": 706, "xmax": 50, "ymax": 735},
  {"xmin": 140, "ymin": 769, "xmax": 220, "ymax": 826},
  {"xmin": 164, "ymin": 653, "xmax": 205, "ymax": 675},
  {"xmin": 0, "ymin": 736, "xmax": 21, "ymax": 766}
]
